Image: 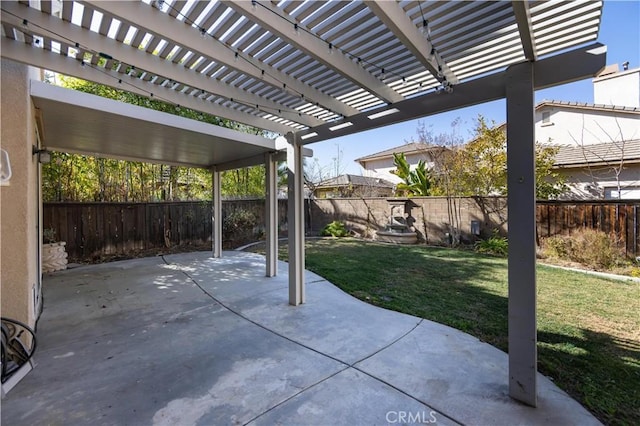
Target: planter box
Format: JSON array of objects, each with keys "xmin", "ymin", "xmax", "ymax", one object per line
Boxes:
[{"xmin": 42, "ymin": 242, "xmax": 68, "ymax": 273}]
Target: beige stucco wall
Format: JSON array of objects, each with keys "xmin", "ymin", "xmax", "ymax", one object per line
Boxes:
[
  {"xmin": 1, "ymin": 59, "xmax": 41, "ymax": 327},
  {"xmin": 360, "ymin": 151, "xmax": 440, "ymax": 184},
  {"xmin": 557, "ymin": 164, "xmax": 640, "ymax": 200}
]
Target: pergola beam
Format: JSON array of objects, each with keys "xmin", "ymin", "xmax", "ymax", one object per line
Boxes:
[
  {"xmin": 82, "ymin": 1, "xmax": 359, "ymax": 118},
  {"xmin": 512, "ymin": 1, "xmax": 538, "ymax": 61},
  {"xmin": 223, "ymin": 0, "xmax": 404, "ymax": 105},
  {"xmin": 366, "ymin": 1, "xmax": 458, "ymax": 84},
  {"xmin": 0, "ymin": 2, "xmax": 323, "ymax": 128},
  {"xmin": 0, "ymin": 38, "xmax": 294, "ymax": 136},
  {"xmin": 296, "ymin": 43, "xmax": 606, "ymax": 144}
]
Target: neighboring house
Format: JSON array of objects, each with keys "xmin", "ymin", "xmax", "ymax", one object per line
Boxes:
[
  {"xmin": 535, "ymin": 100, "xmax": 638, "ymax": 147},
  {"xmin": 355, "ymin": 142, "xmax": 450, "ymax": 184},
  {"xmin": 553, "ymin": 140, "xmax": 640, "ymax": 199},
  {"xmin": 312, "ymin": 174, "xmax": 394, "ymax": 198},
  {"xmin": 536, "ymin": 64, "xmax": 640, "ymax": 199}
]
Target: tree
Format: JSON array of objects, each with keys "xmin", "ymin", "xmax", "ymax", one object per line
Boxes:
[
  {"xmin": 411, "ymin": 119, "xmax": 465, "ymax": 245},
  {"xmin": 570, "ymin": 116, "xmax": 634, "ymax": 199},
  {"xmin": 434, "ymin": 115, "xmax": 567, "ymax": 199},
  {"xmin": 390, "ymin": 153, "xmax": 433, "ymax": 196},
  {"xmin": 221, "ymin": 166, "xmax": 266, "ymax": 198},
  {"xmin": 535, "ymin": 143, "xmax": 567, "ymax": 199}
]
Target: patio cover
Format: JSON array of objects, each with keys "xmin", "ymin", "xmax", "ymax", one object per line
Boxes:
[
  {"xmin": 30, "ymin": 81, "xmax": 276, "ymax": 168},
  {"xmin": 0, "ymin": 0, "xmax": 606, "ymax": 408}
]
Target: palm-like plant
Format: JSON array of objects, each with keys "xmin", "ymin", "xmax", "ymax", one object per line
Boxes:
[{"xmin": 391, "ymin": 153, "xmax": 432, "ymax": 197}]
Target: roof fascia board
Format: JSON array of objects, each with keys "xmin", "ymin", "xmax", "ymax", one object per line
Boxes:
[
  {"xmin": 0, "ymin": 2, "xmax": 322, "ymax": 128},
  {"xmin": 30, "ymin": 80, "xmax": 276, "ymax": 150},
  {"xmin": 222, "ymin": 0, "xmax": 404, "ymax": 104},
  {"xmin": 356, "ymin": 145, "xmax": 446, "ymax": 162},
  {"xmin": 512, "ymin": 1, "xmax": 538, "ymax": 61},
  {"xmin": 82, "ymin": 0, "xmax": 359, "ymax": 118},
  {"xmin": 366, "ymin": 1, "xmax": 458, "ymax": 84},
  {"xmin": 0, "ymin": 39, "xmax": 294, "ymax": 135},
  {"xmin": 555, "ymin": 159, "xmax": 640, "ymax": 168},
  {"xmin": 537, "ymin": 101, "xmax": 640, "ymax": 115},
  {"xmin": 297, "ymin": 43, "xmax": 607, "ymax": 145}
]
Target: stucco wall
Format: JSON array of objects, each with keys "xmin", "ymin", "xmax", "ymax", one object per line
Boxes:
[
  {"xmin": 535, "ymin": 107, "xmax": 639, "ymax": 146},
  {"xmin": 594, "ymin": 69, "xmax": 640, "ymax": 108},
  {"xmin": 360, "ymin": 151, "xmax": 439, "ymax": 184},
  {"xmin": 361, "ymin": 157, "xmax": 402, "ymax": 183},
  {"xmin": 1, "ymin": 60, "xmax": 40, "ymax": 326},
  {"xmin": 309, "ymin": 197, "xmax": 508, "ymax": 244},
  {"xmin": 557, "ymin": 164, "xmax": 640, "ymax": 199}
]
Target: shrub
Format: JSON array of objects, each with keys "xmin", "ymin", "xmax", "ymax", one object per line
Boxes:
[
  {"xmin": 223, "ymin": 209, "xmax": 258, "ymax": 234},
  {"xmin": 43, "ymin": 228, "xmax": 57, "ymax": 243},
  {"xmin": 321, "ymin": 221, "xmax": 349, "ymax": 237},
  {"xmin": 542, "ymin": 229, "xmax": 624, "ymax": 271},
  {"xmin": 543, "ymin": 235, "xmax": 571, "ymax": 259},
  {"xmin": 474, "ymin": 233, "xmax": 508, "ymax": 256}
]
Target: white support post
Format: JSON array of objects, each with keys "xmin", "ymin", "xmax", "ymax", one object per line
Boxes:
[
  {"xmin": 265, "ymin": 152, "xmax": 278, "ymax": 277},
  {"xmin": 506, "ymin": 61, "xmax": 537, "ymax": 407},
  {"xmin": 212, "ymin": 166, "xmax": 222, "ymax": 258},
  {"xmin": 287, "ymin": 133, "xmax": 305, "ymax": 305}
]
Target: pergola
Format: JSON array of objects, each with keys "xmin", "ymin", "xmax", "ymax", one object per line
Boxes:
[{"xmin": 1, "ymin": 0, "xmax": 605, "ymax": 407}]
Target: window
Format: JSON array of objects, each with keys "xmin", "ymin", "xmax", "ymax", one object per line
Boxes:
[
  {"xmin": 604, "ymin": 186, "xmax": 640, "ymax": 200},
  {"xmin": 541, "ymin": 111, "xmax": 552, "ymax": 125}
]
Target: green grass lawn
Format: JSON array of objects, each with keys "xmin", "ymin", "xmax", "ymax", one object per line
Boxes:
[{"xmin": 249, "ymin": 238, "xmax": 640, "ymax": 426}]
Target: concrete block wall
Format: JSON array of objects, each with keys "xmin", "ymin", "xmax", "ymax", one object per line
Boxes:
[{"xmin": 309, "ymin": 197, "xmax": 508, "ymax": 244}]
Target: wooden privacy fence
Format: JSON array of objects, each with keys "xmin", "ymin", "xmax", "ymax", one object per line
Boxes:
[
  {"xmin": 43, "ymin": 200, "xmax": 289, "ymax": 261},
  {"xmin": 537, "ymin": 200, "xmax": 639, "ymax": 257}
]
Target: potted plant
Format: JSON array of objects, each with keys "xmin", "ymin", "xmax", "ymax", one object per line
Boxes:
[{"xmin": 42, "ymin": 228, "xmax": 67, "ymax": 273}]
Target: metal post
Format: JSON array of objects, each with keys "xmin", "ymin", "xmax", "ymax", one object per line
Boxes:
[
  {"xmin": 506, "ymin": 61, "xmax": 537, "ymax": 407},
  {"xmin": 265, "ymin": 152, "xmax": 278, "ymax": 277},
  {"xmin": 212, "ymin": 166, "xmax": 222, "ymax": 258},
  {"xmin": 287, "ymin": 133, "xmax": 305, "ymax": 305}
]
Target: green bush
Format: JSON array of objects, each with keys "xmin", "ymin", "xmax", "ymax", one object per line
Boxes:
[
  {"xmin": 474, "ymin": 233, "xmax": 508, "ymax": 256},
  {"xmin": 223, "ymin": 209, "xmax": 257, "ymax": 234},
  {"xmin": 542, "ymin": 229, "xmax": 624, "ymax": 271},
  {"xmin": 43, "ymin": 228, "xmax": 57, "ymax": 243},
  {"xmin": 321, "ymin": 221, "xmax": 349, "ymax": 237}
]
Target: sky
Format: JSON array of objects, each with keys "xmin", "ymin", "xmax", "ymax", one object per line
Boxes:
[{"xmin": 306, "ymin": 1, "xmax": 640, "ymax": 178}]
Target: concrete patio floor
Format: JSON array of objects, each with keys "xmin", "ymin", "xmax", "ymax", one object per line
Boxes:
[{"xmin": 2, "ymin": 251, "xmax": 600, "ymax": 425}]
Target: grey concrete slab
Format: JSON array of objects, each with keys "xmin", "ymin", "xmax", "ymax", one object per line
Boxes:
[
  {"xmin": 162, "ymin": 251, "xmax": 326, "ymax": 304},
  {"xmin": 249, "ymin": 368, "xmax": 459, "ymax": 426},
  {"xmin": 227, "ymin": 278, "xmax": 421, "ymax": 365},
  {"xmin": 3, "ymin": 256, "xmax": 346, "ymax": 426},
  {"xmin": 2, "ymin": 251, "xmax": 600, "ymax": 426},
  {"xmin": 356, "ymin": 320, "xmax": 600, "ymax": 426},
  {"xmin": 37, "ymin": 256, "xmax": 207, "ymax": 351},
  {"xmin": 164, "ymin": 252, "xmax": 420, "ymax": 365}
]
